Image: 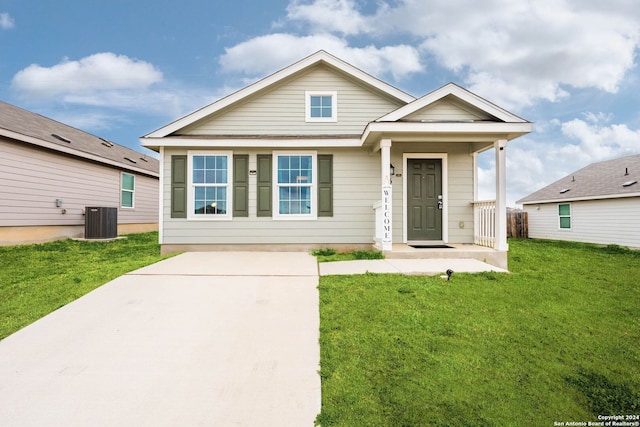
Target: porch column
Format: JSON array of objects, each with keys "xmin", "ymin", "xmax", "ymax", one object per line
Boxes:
[
  {"xmin": 494, "ymin": 139, "xmax": 508, "ymax": 251},
  {"xmin": 380, "ymin": 139, "xmax": 393, "ymax": 251}
]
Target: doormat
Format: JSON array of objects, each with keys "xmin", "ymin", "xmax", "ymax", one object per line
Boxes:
[{"xmin": 409, "ymin": 245, "xmax": 453, "ymax": 249}]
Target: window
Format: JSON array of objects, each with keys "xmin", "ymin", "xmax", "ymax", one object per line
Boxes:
[
  {"xmin": 121, "ymin": 173, "xmax": 134, "ymax": 208},
  {"xmin": 305, "ymin": 91, "xmax": 337, "ymax": 122},
  {"xmin": 274, "ymin": 152, "xmax": 317, "ymax": 219},
  {"xmin": 188, "ymin": 151, "xmax": 232, "ymax": 219},
  {"xmin": 558, "ymin": 203, "xmax": 571, "ymax": 229}
]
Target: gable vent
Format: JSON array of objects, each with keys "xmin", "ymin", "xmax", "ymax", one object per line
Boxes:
[
  {"xmin": 124, "ymin": 157, "xmax": 137, "ymax": 164},
  {"xmin": 559, "ymin": 188, "xmax": 570, "ymax": 194},
  {"xmin": 139, "ymin": 156, "xmax": 149, "ymax": 162},
  {"xmin": 622, "ymin": 180, "xmax": 637, "ymax": 187},
  {"xmin": 51, "ymin": 133, "xmax": 71, "ymax": 143}
]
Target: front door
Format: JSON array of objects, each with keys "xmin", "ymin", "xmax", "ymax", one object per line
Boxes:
[{"xmin": 407, "ymin": 159, "xmax": 442, "ymax": 241}]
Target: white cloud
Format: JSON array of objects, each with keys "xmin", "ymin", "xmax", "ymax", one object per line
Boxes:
[
  {"xmin": 477, "ymin": 144, "xmax": 549, "ymax": 206},
  {"xmin": 219, "ymin": 33, "xmax": 423, "ymax": 81},
  {"xmin": 12, "ymin": 53, "xmax": 163, "ymax": 98},
  {"xmin": 0, "ymin": 12, "xmax": 14, "ymax": 30},
  {"xmin": 479, "ymin": 114, "xmax": 640, "ymax": 206},
  {"xmin": 10, "ymin": 52, "xmax": 215, "ymax": 130},
  {"xmin": 285, "ymin": 0, "xmax": 366, "ymax": 35},
  {"xmin": 557, "ymin": 115, "xmax": 640, "ymax": 162},
  {"xmin": 272, "ymin": 0, "xmax": 640, "ymax": 109}
]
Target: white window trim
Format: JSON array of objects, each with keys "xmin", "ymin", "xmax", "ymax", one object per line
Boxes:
[
  {"xmin": 305, "ymin": 91, "xmax": 337, "ymax": 122},
  {"xmin": 273, "ymin": 151, "xmax": 318, "ymax": 220},
  {"xmin": 187, "ymin": 150, "xmax": 233, "ymax": 221},
  {"xmin": 558, "ymin": 202, "xmax": 572, "ymax": 230},
  {"xmin": 121, "ymin": 172, "xmax": 135, "ymax": 209}
]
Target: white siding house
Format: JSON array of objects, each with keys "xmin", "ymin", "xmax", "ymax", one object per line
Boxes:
[
  {"xmin": 142, "ymin": 51, "xmax": 533, "ymax": 268},
  {"xmin": 0, "ymin": 100, "xmax": 160, "ymax": 245},
  {"xmin": 517, "ymin": 154, "xmax": 640, "ymax": 248}
]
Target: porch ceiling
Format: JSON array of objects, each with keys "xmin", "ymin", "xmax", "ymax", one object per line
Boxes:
[{"xmin": 362, "ymin": 121, "xmax": 533, "ymax": 151}]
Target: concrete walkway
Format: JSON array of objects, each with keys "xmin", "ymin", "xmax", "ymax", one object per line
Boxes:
[
  {"xmin": 0, "ymin": 252, "xmax": 321, "ymax": 427},
  {"xmin": 319, "ymin": 257, "xmax": 509, "ymax": 276}
]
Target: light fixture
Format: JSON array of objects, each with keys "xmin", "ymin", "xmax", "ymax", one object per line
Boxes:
[{"xmin": 390, "ymin": 164, "xmax": 395, "ymax": 175}]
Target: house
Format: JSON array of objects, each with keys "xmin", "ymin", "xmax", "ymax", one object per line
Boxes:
[
  {"xmin": 141, "ymin": 51, "xmax": 533, "ymax": 268},
  {"xmin": 517, "ymin": 154, "xmax": 640, "ymax": 248},
  {"xmin": 0, "ymin": 100, "xmax": 159, "ymax": 245}
]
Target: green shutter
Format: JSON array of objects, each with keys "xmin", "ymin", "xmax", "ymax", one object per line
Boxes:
[
  {"xmin": 233, "ymin": 155, "xmax": 249, "ymax": 217},
  {"xmin": 171, "ymin": 155, "xmax": 187, "ymax": 218},
  {"xmin": 257, "ymin": 154, "xmax": 272, "ymax": 217},
  {"xmin": 317, "ymin": 154, "xmax": 333, "ymax": 217}
]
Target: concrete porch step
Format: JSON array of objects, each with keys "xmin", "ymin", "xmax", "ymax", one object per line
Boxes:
[{"xmin": 381, "ymin": 244, "xmax": 507, "ymax": 270}]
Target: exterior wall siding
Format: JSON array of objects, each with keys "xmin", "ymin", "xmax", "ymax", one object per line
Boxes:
[
  {"xmin": 0, "ymin": 138, "xmax": 159, "ymax": 229},
  {"xmin": 162, "ymin": 147, "xmax": 380, "ymax": 245},
  {"xmin": 405, "ymin": 97, "xmax": 493, "ymax": 122},
  {"xmin": 180, "ymin": 65, "xmax": 405, "ymax": 136},
  {"xmin": 162, "ymin": 142, "xmax": 477, "ymax": 245},
  {"xmin": 523, "ymin": 198, "xmax": 640, "ymax": 248}
]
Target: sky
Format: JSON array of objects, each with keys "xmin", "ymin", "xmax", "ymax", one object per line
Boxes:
[{"xmin": 1, "ymin": 0, "xmax": 640, "ymax": 206}]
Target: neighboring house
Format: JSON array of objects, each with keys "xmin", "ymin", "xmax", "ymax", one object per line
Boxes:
[
  {"xmin": 0, "ymin": 100, "xmax": 159, "ymax": 245},
  {"xmin": 517, "ymin": 154, "xmax": 640, "ymax": 248},
  {"xmin": 141, "ymin": 51, "xmax": 532, "ymax": 268}
]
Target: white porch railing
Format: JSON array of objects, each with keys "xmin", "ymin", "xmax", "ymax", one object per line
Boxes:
[
  {"xmin": 473, "ymin": 200, "xmax": 496, "ymax": 248},
  {"xmin": 373, "ymin": 200, "xmax": 382, "ymax": 245}
]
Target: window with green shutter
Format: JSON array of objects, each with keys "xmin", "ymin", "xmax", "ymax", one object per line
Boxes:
[
  {"xmin": 189, "ymin": 152, "xmax": 232, "ymax": 218},
  {"xmin": 171, "ymin": 155, "xmax": 187, "ymax": 218},
  {"xmin": 558, "ymin": 203, "xmax": 571, "ymax": 229},
  {"xmin": 233, "ymin": 155, "xmax": 249, "ymax": 217},
  {"xmin": 257, "ymin": 154, "xmax": 272, "ymax": 217},
  {"xmin": 317, "ymin": 154, "xmax": 333, "ymax": 217}
]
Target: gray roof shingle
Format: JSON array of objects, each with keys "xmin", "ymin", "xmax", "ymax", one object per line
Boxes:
[
  {"xmin": 517, "ymin": 154, "xmax": 640, "ymax": 204},
  {"xmin": 0, "ymin": 100, "xmax": 158, "ymax": 176}
]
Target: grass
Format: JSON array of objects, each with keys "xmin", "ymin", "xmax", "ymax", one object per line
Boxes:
[
  {"xmin": 0, "ymin": 232, "xmax": 167, "ymax": 340},
  {"xmin": 312, "ymin": 248, "xmax": 385, "ymax": 262},
  {"xmin": 316, "ymin": 239, "xmax": 640, "ymax": 426}
]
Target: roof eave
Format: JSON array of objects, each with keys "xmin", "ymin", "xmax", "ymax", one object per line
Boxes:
[
  {"xmin": 3, "ymin": 128, "xmax": 159, "ymax": 178},
  {"xmin": 361, "ymin": 121, "xmax": 533, "ymax": 147},
  {"xmin": 519, "ymin": 192, "xmax": 640, "ymax": 204},
  {"xmin": 141, "ymin": 135, "xmax": 363, "ymax": 149}
]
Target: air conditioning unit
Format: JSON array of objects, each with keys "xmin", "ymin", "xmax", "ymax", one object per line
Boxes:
[{"xmin": 85, "ymin": 207, "xmax": 117, "ymax": 239}]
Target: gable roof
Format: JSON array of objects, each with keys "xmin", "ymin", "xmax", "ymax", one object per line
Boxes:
[
  {"xmin": 143, "ymin": 50, "xmax": 416, "ymax": 139},
  {"xmin": 517, "ymin": 154, "xmax": 640, "ymax": 204},
  {"xmin": 0, "ymin": 100, "xmax": 159, "ymax": 177},
  {"xmin": 377, "ymin": 83, "xmax": 528, "ymax": 123}
]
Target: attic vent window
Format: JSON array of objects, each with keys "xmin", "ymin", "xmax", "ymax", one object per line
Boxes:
[
  {"xmin": 51, "ymin": 133, "xmax": 71, "ymax": 143},
  {"xmin": 100, "ymin": 137, "xmax": 114, "ymax": 147},
  {"xmin": 622, "ymin": 180, "xmax": 637, "ymax": 187},
  {"xmin": 559, "ymin": 188, "xmax": 570, "ymax": 194},
  {"xmin": 124, "ymin": 157, "xmax": 137, "ymax": 164},
  {"xmin": 305, "ymin": 91, "xmax": 337, "ymax": 122}
]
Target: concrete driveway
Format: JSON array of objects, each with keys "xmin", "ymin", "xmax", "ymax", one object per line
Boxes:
[{"xmin": 0, "ymin": 252, "xmax": 321, "ymax": 427}]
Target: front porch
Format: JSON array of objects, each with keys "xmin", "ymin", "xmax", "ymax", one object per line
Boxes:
[
  {"xmin": 381, "ymin": 243, "xmax": 507, "ymax": 270},
  {"xmin": 374, "ymin": 197, "xmax": 507, "ymax": 269}
]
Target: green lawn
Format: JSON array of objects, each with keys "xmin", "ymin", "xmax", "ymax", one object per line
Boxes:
[
  {"xmin": 0, "ymin": 232, "xmax": 166, "ymax": 340},
  {"xmin": 2, "ymin": 235, "xmax": 639, "ymax": 424},
  {"xmin": 316, "ymin": 239, "xmax": 640, "ymax": 426}
]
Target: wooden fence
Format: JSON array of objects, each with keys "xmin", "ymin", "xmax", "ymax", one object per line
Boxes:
[{"xmin": 507, "ymin": 211, "xmax": 528, "ymax": 238}]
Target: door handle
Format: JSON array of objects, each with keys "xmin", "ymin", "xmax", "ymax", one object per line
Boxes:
[{"xmin": 437, "ymin": 195, "xmax": 443, "ymax": 210}]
